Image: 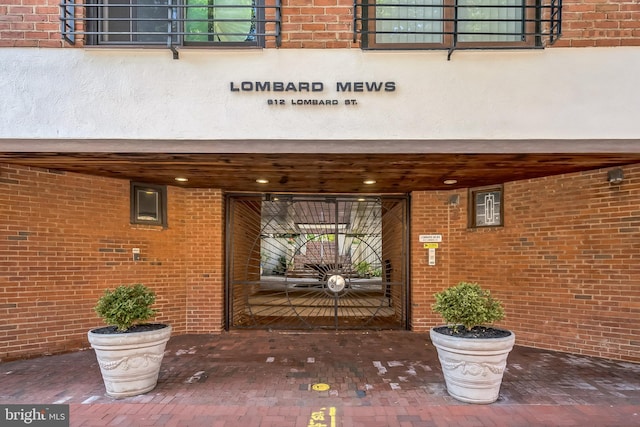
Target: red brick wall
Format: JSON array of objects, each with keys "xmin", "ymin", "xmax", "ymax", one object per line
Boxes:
[
  {"xmin": 0, "ymin": 164, "xmax": 225, "ymax": 361},
  {"xmin": 410, "ymin": 190, "xmax": 452, "ymax": 332},
  {"xmin": 554, "ymin": 0, "xmax": 640, "ymax": 47},
  {"xmin": 0, "ymin": 0, "xmax": 65, "ymax": 47},
  {"xmin": 2, "ymin": 162, "xmax": 639, "ymax": 362},
  {"xmin": 184, "ymin": 189, "xmax": 225, "ymax": 333},
  {"xmin": 278, "ymin": 0, "xmax": 356, "ymax": 48},
  {"xmin": 1, "ymin": 0, "xmax": 639, "ymax": 48},
  {"xmin": 411, "ymin": 164, "xmax": 640, "ymax": 363}
]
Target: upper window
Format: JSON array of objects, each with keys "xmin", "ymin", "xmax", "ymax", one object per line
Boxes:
[
  {"xmin": 86, "ymin": 0, "xmax": 258, "ymax": 46},
  {"xmin": 469, "ymin": 185, "xmax": 503, "ymax": 228},
  {"xmin": 355, "ymin": 0, "xmax": 562, "ymax": 51},
  {"xmin": 62, "ymin": 0, "xmax": 282, "ymax": 50},
  {"xmin": 131, "ymin": 182, "xmax": 167, "ymax": 227}
]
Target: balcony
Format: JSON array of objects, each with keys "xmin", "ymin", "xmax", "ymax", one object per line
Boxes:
[
  {"xmin": 60, "ymin": 0, "xmax": 282, "ymax": 58},
  {"xmin": 353, "ymin": 0, "xmax": 562, "ymax": 57}
]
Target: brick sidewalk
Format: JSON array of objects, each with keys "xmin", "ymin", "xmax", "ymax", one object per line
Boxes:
[{"xmin": 1, "ymin": 331, "xmax": 639, "ymax": 426}]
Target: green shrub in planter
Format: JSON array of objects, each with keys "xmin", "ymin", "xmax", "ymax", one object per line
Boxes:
[
  {"xmin": 94, "ymin": 284, "xmax": 157, "ymax": 332},
  {"xmin": 432, "ymin": 282, "xmax": 504, "ymax": 333}
]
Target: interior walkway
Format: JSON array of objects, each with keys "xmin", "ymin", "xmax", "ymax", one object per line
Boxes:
[{"xmin": 1, "ymin": 330, "xmax": 639, "ymax": 426}]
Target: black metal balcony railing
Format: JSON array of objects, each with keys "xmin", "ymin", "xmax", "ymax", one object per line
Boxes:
[
  {"xmin": 353, "ymin": 0, "xmax": 562, "ymax": 56},
  {"xmin": 59, "ymin": 0, "xmax": 561, "ymax": 58},
  {"xmin": 59, "ymin": 0, "xmax": 282, "ymax": 58}
]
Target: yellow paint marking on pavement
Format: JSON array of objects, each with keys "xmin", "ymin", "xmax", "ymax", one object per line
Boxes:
[
  {"xmin": 311, "ymin": 383, "xmax": 330, "ymax": 391},
  {"xmin": 308, "ymin": 406, "xmax": 337, "ymax": 427}
]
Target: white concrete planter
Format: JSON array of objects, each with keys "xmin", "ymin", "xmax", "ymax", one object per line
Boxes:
[
  {"xmin": 430, "ymin": 327, "xmax": 515, "ymax": 404},
  {"xmin": 88, "ymin": 324, "xmax": 171, "ymax": 398}
]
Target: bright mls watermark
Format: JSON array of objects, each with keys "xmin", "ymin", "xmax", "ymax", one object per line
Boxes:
[{"xmin": 1, "ymin": 405, "xmax": 69, "ymax": 426}]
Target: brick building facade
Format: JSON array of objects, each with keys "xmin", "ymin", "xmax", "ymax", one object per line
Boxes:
[
  {"xmin": 1, "ymin": 0, "xmax": 639, "ymax": 363},
  {"xmin": 1, "ymin": 0, "xmax": 639, "ymax": 48}
]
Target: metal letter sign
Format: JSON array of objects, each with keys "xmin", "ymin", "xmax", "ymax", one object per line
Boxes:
[{"xmin": 419, "ymin": 234, "xmax": 442, "ymax": 243}]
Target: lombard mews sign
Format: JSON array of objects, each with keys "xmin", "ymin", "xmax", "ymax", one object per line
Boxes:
[{"xmin": 229, "ymin": 80, "xmax": 396, "ymax": 107}]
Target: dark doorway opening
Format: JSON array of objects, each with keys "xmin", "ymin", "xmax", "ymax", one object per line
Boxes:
[{"xmin": 226, "ymin": 195, "xmax": 409, "ymax": 330}]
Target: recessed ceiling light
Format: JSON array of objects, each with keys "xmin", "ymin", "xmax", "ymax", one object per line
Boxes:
[
  {"xmin": 443, "ymin": 179, "xmax": 458, "ymax": 185},
  {"xmin": 256, "ymin": 178, "xmax": 269, "ymax": 184},
  {"xmin": 174, "ymin": 177, "xmax": 188, "ymax": 183},
  {"xmin": 363, "ymin": 179, "xmax": 376, "ymax": 185}
]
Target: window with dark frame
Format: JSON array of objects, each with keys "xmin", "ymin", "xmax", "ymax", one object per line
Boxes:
[
  {"xmin": 469, "ymin": 185, "xmax": 503, "ymax": 228},
  {"xmin": 355, "ymin": 0, "xmax": 562, "ymax": 51},
  {"xmin": 131, "ymin": 182, "xmax": 168, "ymax": 227},
  {"xmin": 80, "ymin": 0, "xmax": 267, "ymax": 47}
]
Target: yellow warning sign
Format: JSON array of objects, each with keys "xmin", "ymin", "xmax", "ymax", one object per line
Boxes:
[
  {"xmin": 423, "ymin": 243, "xmax": 439, "ymax": 249},
  {"xmin": 311, "ymin": 383, "xmax": 330, "ymax": 391}
]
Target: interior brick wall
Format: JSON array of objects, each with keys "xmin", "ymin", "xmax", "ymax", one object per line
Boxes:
[
  {"xmin": 228, "ymin": 197, "xmax": 262, "ymax": 327},
  {"xmin": 411, "ymin": 164, "xmax": 640, "ymax": 363},
  {"xmin": 381, "ymin": 198, "xmax": 409, "ymax": 322},
  {"xmin": 1, "ymin": 0, "xmax": 638, "ymax": 48},
  {"xmin": 0, "ymin": 164, "xmax": 225, "ymax": 361}
]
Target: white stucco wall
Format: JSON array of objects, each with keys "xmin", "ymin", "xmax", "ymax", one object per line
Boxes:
[{"xmin": 1, "ymin": 47, "xmax": 640, "ymax": 142}]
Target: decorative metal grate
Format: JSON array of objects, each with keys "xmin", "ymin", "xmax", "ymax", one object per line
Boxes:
[
  {"xmin": 353, "ymin": 0, "xmax": 562, "ymax": 56},
  {"xmin": 60, "ymin": 1, "xmax": 76, "ymax": 44},
  {"xmin": 59, "ymin": 0, "xmax": 281, "ymax": 58},
  {"xmin": 227, "ymin": 195, "xmax": 409, "ymax": 331}
]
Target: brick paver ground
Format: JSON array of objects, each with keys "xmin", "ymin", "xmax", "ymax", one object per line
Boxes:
[{"xmin": 1, "ymin": 331, "xmax": 639, "ymax": 426}]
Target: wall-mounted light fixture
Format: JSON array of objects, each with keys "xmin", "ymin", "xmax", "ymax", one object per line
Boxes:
[
  {"xmin": 607, "ymin": 168, "xmax": 624, "ymax": 185},
  {"xmin": 448, "ymin": 194, "xmax": 460, "ymax": 206}
]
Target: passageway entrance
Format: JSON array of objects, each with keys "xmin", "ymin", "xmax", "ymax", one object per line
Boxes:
[{"xmin": 226, "ymin": 195, "xmax": 409, "ymax": 330}]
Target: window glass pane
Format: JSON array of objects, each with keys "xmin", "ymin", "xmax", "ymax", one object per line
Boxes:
[
  {"xmin": 186, "ymin": 0, "xmax": 255, "ymax": 43},
  {"xmin": 100, "ymin": 0, "xmax": 172, "ymax": 44},
  {"xmin": 135, "ymin": 0, "xmax": 171, "ymax": 43},
  {"xmin": 137, "ymin": 189, "xmax": 160, "ymax": 221},
  {"xmin": 214, "ymin": 0, "xmax": 255, "ymax": 42},
  {"xmin": 457, "ymin": 0, "xmax": 523, "ymax": 42},
  {"xmin": 186, "ymin": 0, "xmax": 210, "ymax": 42},
  {"xmin": 475, "ymin": 190, "xmax": 501, "ymax": 226},
  {"xmin": 375, "ymin": 0, "xmax": 443, "ymax": 44},
  {"xmin": 101, "ymin": 0, "xmax": 131, "ymax": 42}
]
